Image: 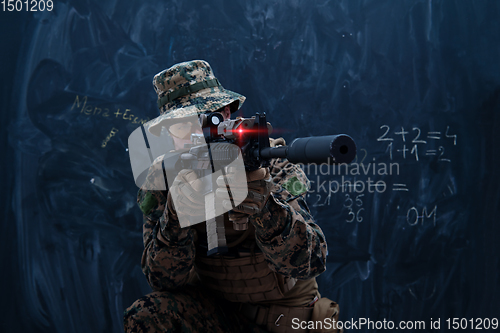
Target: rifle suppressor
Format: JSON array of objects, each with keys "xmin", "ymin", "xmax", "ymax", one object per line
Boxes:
[{"xmin": 258, "ymin": 134, "xmax": 356, "ymax": 165}]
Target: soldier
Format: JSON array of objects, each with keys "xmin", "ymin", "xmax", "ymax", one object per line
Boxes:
[{"xmin": 124, "ymin": 60, "xmax": 341, "ymax": 332}]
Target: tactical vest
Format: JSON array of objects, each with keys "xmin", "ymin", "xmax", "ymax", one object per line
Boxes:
[
  {"xmin": 191, "ymin": 225, "xmax": 339, "ymax": 333},
  {"xmin": 195, "ymin": 252, "xmax": 297, "ymax": 303}
]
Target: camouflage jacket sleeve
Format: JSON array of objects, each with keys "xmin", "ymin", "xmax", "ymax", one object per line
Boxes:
[
  {"xmin": 138, "ymin": 186, "xmax": 195, "ymax": 291},
  {"xmin": 249, "ymin": 159, "xmax": 327, "ymax": 280}
]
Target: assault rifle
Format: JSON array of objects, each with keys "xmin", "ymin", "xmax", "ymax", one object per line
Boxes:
[{"xmin": 160, "ymin": 112, "xmax": 356, "ymax": 256}]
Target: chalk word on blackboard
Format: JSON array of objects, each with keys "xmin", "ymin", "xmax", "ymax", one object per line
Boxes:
[
  {"xmin": 102, "ymin": 127, "xmax": 119, "ymax": 148},
  {"xmin": 406, "ymin": 205, "xmax": 437, "ymax": 226},
  {"xmin": 71, "ymin": 95, "xmax": 150, "ymax": 125},
  {"xmin": 378, "ymin": 125, "xmax": 457, "ymax": 162}
]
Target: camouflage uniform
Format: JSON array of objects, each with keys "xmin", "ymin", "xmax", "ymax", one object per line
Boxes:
[
  {"xmin": 124, "ymin": 156, "xmax": 333, "ymax": 332},
  {"xmin": 125, "ymin": 60, "xmax": 339, "ymax": 333}
]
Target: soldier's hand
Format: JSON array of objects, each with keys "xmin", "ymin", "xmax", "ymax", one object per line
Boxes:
[
  {"xmin": 169, "ymin": 169, "xmax": 205, "ymax": 217},
  {"xmin": 216, "ymin": 167, "xmax": 272, "ymax": 220}
]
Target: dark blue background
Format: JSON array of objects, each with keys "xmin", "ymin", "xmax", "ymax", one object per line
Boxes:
[{"xmin": 1, "ymin": 0, "xmax": 499, "ymax": 332}]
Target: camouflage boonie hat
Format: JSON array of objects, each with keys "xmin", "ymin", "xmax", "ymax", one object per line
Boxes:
[{"xmin": 148, "ymin": 60, "xmax": 246, "ymax": 136}]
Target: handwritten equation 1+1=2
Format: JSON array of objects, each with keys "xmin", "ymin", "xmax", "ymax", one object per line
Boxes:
[{"xmin": 377, "ymin": 125, "xmax": 457, "ymax": 162}]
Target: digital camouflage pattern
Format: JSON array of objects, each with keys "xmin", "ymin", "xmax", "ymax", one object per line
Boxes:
[
  {"xmin": 248, "ymin": 158, "xmax": 327, "ymax": 280},
  {"xmin": 125, "ymin": 156, "xmax": 329, "ymax": 332},
  {"xmin": 124, "ymin": 288, "xmax": 269, "ymax": 333},
  {"xmin": 148, "ymin": 60, "xmax": 246, "ymax": 136}
]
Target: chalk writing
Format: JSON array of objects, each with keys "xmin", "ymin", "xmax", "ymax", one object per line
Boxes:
[
  {"xmin": 445, "ymin": 126, "xmax": 457, "ymax": 145},
  {"xmin": 311, "ymin": 192, "xmax": 331, "ymax": 207},
  {"xmin": 344, "ymin": 193, "xmax": 364, "ymax": 223},
  {"xmin": 352, "ymin": 148, "xmax": 368, "ymax": 164},
  {"xmin": 71, "ymin": 95, "xmax": 150, "ymax": 125},
  {"xmin": 393, "ymin": 183, "xmax": 408, "ymax": 191},
  {"xmin": 406, "ymin": 205, "xmax": 437, "ymax": 226},
  {"xmin": 378, "ymin": 125, "xmax": 457, "ymax": 162},
  {"xmin": 101, "ymin": 127, "xmax": 119, "ymax": 148}
]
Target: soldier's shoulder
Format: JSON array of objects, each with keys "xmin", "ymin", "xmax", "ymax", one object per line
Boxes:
[
  {"xmin": 270, "ymin": 159, "xmax": 310, "ymax": 202},
  {"xmin": 136, "ymin": 153, "xmax": 170, "ymax": 220},
  {"xmin": 137, "ymin": 188, "xmax": 168, "ymax": 221}
]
